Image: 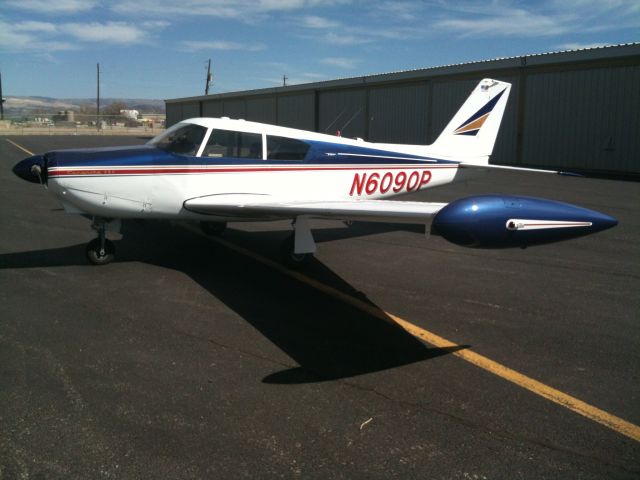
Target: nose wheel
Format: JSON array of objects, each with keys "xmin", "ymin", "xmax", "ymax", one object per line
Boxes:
[
  {"xmin": 86, "ymin": 218, "xmax": 116, "ymax": 265},
  {"xmin": 86, "ymin": 238, "xmax": 115, "ymax": 265}
]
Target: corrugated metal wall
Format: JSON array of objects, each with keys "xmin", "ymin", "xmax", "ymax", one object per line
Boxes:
[
  {"xmin": 165, "ymin": 51, "xmax": 640, "ymax": 174},
  {"xmin": 166, "ymin": 101, "xmax": 201, "ymax": 125},
  {"xmin": 522, "ymin": 65, "xmax": 640, "ymax": 172},
  {"xmin": 202, "ymin": 100, "xmax": 223, "ymax": 117},
  {"xmin": 222, "ymin": 99, "xmax": 245, "ymax": 118},
  {"xmin": 181, "ymin": 102, "xmax": 200, "ymax": 119},
  {"xmin": 247, "ymin": 97, "xmax": 276, "ymax": 124},
  {"xmin": 368, "ymin": 83, "xmax": 428, "ymax": 144},
  {"xmin": 277, "ymin": 93, "xmax": 315, "ymax": 130}
]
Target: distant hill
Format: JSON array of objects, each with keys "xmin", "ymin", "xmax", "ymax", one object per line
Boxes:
[{"xmin": 5, "ymin": 96, "xmax": 165, "ymax": 116}]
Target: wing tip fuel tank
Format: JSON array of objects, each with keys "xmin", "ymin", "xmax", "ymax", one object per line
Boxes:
[{"xmin": 431, "ymin": 195, "xmax": 618, "ymax": 248}]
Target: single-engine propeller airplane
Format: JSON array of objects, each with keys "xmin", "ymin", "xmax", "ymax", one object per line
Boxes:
[{"xmin": 13, "ymin": 78, "xmax": 617, "ymax": 266}]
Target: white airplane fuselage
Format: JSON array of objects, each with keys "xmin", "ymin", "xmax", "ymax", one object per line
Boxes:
[{"xmin": 45, "ymin": 117, "xmax": 462, "ymax": 221}]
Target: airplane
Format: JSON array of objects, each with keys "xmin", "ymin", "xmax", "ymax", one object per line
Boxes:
[{"xmin": 12, "ymin": 78, "xmax": 617, "ymax": 267}]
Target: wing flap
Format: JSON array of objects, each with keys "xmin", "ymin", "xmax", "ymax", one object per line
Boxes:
[{"xmin": 184, "ymin": 194, "xmax": 447, "ymax": 224}]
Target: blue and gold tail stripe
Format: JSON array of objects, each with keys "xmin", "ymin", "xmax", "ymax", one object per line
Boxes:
[{"xmin": 454, "ymin": 88, "xmax": 506, "ymax": 136}]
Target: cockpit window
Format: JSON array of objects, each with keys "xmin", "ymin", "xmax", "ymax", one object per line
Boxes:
[
  {"xmin": 202, "ymin": 129, "xmax": 263, "ymax": 159},
  {"xmin": 148, "ymin": 123, "xmax": 207, "ymax": 156}
]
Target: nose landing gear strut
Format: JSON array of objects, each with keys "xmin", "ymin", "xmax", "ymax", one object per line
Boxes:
[{"xmin": 86, "ymin": 218, "xmax": 118, "ymax": 265}]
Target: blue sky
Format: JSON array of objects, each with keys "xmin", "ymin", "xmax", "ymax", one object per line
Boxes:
[{"xmin": 1, "ymin": 0, "xmax": 638, "ymax": 100}]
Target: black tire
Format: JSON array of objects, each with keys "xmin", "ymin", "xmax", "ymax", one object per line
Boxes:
[
  {"xmin": 280, "ymin": 235, "xmax": 312, "ymax": 268},
  {"xmin": 86, "ymin": 238, "xmax": 115, "ymax": 265},
  {"xmin": 200, "ymin": 221, "xmax": 227, "ymax": 236}
]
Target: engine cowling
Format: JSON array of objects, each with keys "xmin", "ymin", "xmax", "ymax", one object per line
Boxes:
[{"xmin": 431, "ymin": 195, "xmax": 617, "ymax": 248}]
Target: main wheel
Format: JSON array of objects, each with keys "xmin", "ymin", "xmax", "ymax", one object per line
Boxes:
[
  {"xmin": 86, "ymin": 238, "xmax": 115, "ymax": 265},
  {"xmin": 280, "ymin": 235, "xmax": 313, "ymax": 268},
  {"xmin": 200, "ymin": 221, "xmax": 227, "ymax": 236}
]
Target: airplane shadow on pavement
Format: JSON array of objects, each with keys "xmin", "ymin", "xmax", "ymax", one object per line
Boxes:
[{"xmin": 0, "ymin": 219, "xmax": 468, "ymax": 384}]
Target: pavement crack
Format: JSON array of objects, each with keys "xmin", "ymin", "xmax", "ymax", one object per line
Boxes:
[
  {"xmin": 174, "ymin": 329, "xmax": 297, "ymax": 371},
  {"xmin": 334, "ymin": 376, "xmax": 639, "ymax": 475}
]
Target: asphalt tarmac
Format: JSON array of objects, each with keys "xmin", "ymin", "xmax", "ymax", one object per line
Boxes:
[{"xmin": 1, "ymin": 136, "xmax": 638, "ymax": 479}]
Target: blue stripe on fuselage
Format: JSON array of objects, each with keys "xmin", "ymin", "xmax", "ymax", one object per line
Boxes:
[{"xmin": 45, "ymin": 140, "xmax": 457, "ymax": 168}]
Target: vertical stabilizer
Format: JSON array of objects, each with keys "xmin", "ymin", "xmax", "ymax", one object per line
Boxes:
[{"xmin": 429, "ymin": 79, "xmax": 511, "ymax": 164}]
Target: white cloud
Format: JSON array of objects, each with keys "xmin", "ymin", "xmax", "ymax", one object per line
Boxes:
[
  {"xmin": 181, "ymin": 40, "xmax": 266, "ymax": 51},
  {"xmin": 0, "ymin": 19, "xmax": 169, "ymax": 52},
  {"xmin": 431, "ymin": 0, "xmax": 640, "ymax": 38},
  {"xmin": 375, "ymin": 1, "xmax": 419, "ymax": 21},
  {"xmin": 321, "ymin": 57, "xmax": 357, "ymax": 68},
  {"xmin": 5, "ymin": 0, "xmax": 98, "ymax": 14},
  {"xmin": 111, "ymin": 0, "xmax": 350, "ymax": 19},
  {"xmin": 0, "ymin": 20, "xmax": 77, "ymax": 51},
  {"xmin": 323, "ymin": 32, "xmax": 372, "ymax": 45},
  {"xmin": 300, "ymin": 15, "xmax": 341, "ymax": 29},
  {"xmin": 141, "ymin": 20, "xmax": 171, "ymax": 29},
  {"xmin": 13, "ymin": 21, "xmax": 58, "ymax": 33},
  {"xmin": 434, "ymin": 8, "xmax": 568, "ymax": 37},
  {"xmin": 64, "ymin": 22, "xmax": 150, "ymax": 44},
  {"xmin": 301, "ymin": 72, "xmax": 326, "ymax": 79}
]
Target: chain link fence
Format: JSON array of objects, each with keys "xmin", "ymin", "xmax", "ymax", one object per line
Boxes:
[{"xmin": 0, "ymin": 113, "xmax": 166, "ymax": 136}]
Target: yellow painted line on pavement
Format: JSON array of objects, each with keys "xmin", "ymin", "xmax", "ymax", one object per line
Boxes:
[
  {"xmin": 388, "ymin": 313, "xmax": 640, "ymax": 443},
  {"xmin": 6, "ymin": 139, "xmax": 35, "ymax": 156},
  {"xmin": 188, "ymin": 226, "xmax": 640, "ymax": 443}
]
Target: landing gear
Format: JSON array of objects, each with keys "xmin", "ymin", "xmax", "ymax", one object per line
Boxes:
[
  {"xmin": 280, "ymin": 234, "xmax": 313, "ymax": 268},
  {"xmin": 200, "ymin": 220, "xmax": 227, "ymax": 236},
  {"xmin": 86, "ymin": 217, "xmax": 118, "ymax": 265},
  {"xmin": 280, "ymin": 216, "xmax": 316, "ymax": 268},
  {"xmin": 86, "ymin": 237, "xmax": 115, "ymax": 265}
]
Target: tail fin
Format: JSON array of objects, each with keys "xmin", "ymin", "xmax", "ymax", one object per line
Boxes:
[{"xmin": 429, "ymin": 79, "xmax": 511, "ymax": 164}]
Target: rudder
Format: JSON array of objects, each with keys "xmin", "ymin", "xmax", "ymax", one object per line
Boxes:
[{"xmin": 428, "ymin": 79, "xmax": 511, "ymax": 164}]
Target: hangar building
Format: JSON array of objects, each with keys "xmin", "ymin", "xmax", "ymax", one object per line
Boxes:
[{"xmin": 165, "ymin": 43, "xmax": 639, "ymax": 176}]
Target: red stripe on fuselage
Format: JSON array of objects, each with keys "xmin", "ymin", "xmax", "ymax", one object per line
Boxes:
[{"xmin": 48, "ymin": 165, "xmax": 458, "ymax": 177}]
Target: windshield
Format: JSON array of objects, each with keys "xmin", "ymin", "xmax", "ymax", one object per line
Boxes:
[{"xmin": 148, "ymin": 123, "xmax": 208, "ymax": 156}]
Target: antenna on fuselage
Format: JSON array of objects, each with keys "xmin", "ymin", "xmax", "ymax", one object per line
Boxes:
[
  {"xmin": 323, "ymin": 108, "xmax": 347, "ymax": 134},
  {"xmin": 339, "ymin": 108, "xmax": 362, "ymax": 134}
]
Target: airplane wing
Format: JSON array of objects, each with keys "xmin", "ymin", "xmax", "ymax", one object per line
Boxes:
[
  {"xmin": 184, "ymin": 194, "xmax": 447, "ymax": 224},
  {"xmin": 458, "ymin": 162, "xmax": 581, "ymax": 176}
]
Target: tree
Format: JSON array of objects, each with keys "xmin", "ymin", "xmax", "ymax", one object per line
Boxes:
[{"xmin": 102, "ymin": 101, "xmax": 128, "ymax": 124}]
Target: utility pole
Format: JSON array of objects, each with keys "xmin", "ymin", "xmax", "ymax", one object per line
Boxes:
[
  {"xmin": 96, "ymin": 63, "xmax": 100, "ymax": 130},
  {"xmin": 283, "ymin": 75, "xmax": 287, "ymax": 87},
  {"xmin": 0, "ymin": 71, "xmax": 5, "ymax": 121},
  {"xmin": 205, "ymin": 59, "xmax": 212, "ymax": 95}
]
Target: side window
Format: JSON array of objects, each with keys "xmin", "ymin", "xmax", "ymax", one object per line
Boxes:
[
  {"xmin": 238, "ymin": 132, "xmax": 263, "ymax": 159},
  {"xmin": 203, "ymin": 129, "xmax": 235, "ymax": 157},
  {"xmin": 267, "ymin": 136, "xmax": 309, "ymax": 161},
  {"xmin": 202, "ymin": 129, "xmax": 263, "ymax": 159}
]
